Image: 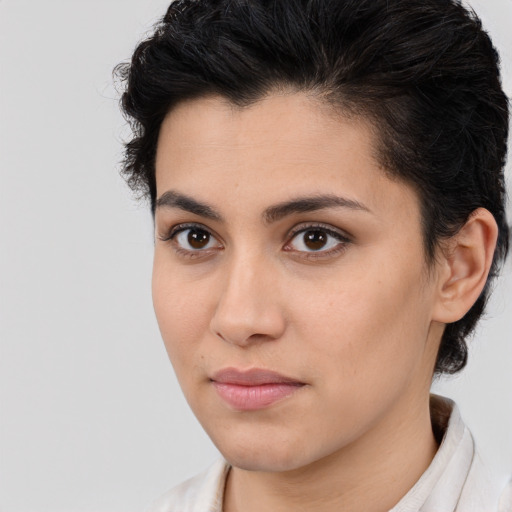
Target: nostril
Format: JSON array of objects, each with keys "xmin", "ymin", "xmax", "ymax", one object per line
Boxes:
[
  {"xmin": 212, "ymin": 327, "xmax": 282, "ymax": 347},
  {"xmin": 214, "ymin": 331, "xmax": 227, "ymax": 342}
]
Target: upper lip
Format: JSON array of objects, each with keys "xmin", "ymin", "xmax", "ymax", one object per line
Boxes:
[{"xmin": 210, "ymin": 368, "xmax": 304, "ymax": 386}]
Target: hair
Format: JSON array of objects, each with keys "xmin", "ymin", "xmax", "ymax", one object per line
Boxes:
[{"xmin": 115, "ymin": 0, "xmax": 509, "ymax": 375}]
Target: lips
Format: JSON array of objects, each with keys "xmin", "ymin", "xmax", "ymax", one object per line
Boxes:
[{"xmin": 210, "ymin": 368, "xmax": 305, "ymax": 411}]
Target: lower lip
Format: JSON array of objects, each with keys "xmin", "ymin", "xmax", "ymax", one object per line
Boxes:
[{"xmin": 212, "ymin": 382, "xmax": 304, "ymax": 411}]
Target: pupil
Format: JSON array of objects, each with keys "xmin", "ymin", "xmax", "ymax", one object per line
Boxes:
[
  {"xmin": 304, "ymin": 230, "xmax": 327, "ymax": 250},
  {"xmin": 188, "ymin": 229, "xmax": 210, "ymax": 249}
]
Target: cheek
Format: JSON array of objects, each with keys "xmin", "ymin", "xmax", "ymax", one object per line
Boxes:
[
  {"xmin": 295, "ymin": 256, "xmax": 432, "ymax": 385},
  {"xmin": 285, "ymin": 265, "xmax": 433, "ymax": 444},
  {"xmin": 151, "ymin": 258, "xmax": 212, "ymax": 368}
]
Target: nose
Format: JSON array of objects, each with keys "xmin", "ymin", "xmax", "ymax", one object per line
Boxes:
[{"xmin": 209, "ymin": 252, "xmax": 286, "ymax": 347}]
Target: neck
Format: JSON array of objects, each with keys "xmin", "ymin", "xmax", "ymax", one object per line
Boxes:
[{"xmin": 223, "ymin": 392, "xmax": 438, "ymax": 512}]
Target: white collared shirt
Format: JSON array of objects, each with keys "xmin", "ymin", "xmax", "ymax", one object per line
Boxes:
[{"xmin": 146, "ymin": 396, "xmax": 512, "ymax": 512}]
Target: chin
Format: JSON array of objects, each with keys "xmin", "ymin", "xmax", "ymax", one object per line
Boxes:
[
  {"xmin": 210, "ymin": 428, "xmax": 315, "ymax": 473},
  {"xmin": 224, "ymin": 449, "xmax": 307, "ymax": 473}
]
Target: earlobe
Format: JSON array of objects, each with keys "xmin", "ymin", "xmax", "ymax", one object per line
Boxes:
[{"xmin": 432, "ymin": 208, "xmax": 498, "ymax": 324}]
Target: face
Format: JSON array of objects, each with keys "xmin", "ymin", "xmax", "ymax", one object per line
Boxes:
[{"xmin": 152, "ymin": 93, "xmax": 443, "ymax": 472}]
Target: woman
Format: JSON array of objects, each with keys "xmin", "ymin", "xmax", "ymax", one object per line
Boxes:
[{"xmin": 116, "ymin": 0, "xmax": 511, "ymax": 510}]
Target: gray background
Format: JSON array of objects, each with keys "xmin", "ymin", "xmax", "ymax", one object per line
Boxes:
[{"xmin": 0, "ymin": 1, "xmax": 510, "ymax": 510}]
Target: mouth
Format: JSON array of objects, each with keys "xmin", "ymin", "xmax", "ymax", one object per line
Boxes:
[{"xmin": 210, "ymin": 368, "xmax": 306, "ymax": 411}]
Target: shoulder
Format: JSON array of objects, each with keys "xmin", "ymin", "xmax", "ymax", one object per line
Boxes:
[
  {"xmin": 436, "ymin": 396, "xmax": 512, "ymax": 511},
  {"xmin": 461, "ymin": 459, "xmax": 512, "ymax": 512},
  {"xmin": 145, "ymin": 459, "xmax": 230, "ymax": 512},
  {"xmin": 498, "ymin": 479, "xmax": 512, "ymax": 512},
  {"xmin": 393, "ymin": 395, "xmax": 510, "ymax": 511},
  {"xmin": 457, "ymin": 450, "xmax": 510, "ymax": 511}
]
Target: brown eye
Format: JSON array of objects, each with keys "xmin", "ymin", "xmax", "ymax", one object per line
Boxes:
[
  {"xmin": 173, "ymin": 227, "xmax": 222, "ymax": 252},
  {"xmin": 303, "ymin": 230, "xmax": 328, "ymax": 251},
  {"xmin": 286, "ymin": 225, "xmax": 349, "ymax": 255},
  {"xmin": 188, "ymin": 229, "xmax": 210, "ymax": 249}
]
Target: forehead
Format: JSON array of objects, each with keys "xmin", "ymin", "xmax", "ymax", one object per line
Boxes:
[{"xmin": 154, "ymin": 93, "xmax": 421, "ymax": 226}]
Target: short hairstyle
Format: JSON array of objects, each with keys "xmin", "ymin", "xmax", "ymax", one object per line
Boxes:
[{"xmin": 115, "ymin": 0, "xmax": 510, "ymax": 375}]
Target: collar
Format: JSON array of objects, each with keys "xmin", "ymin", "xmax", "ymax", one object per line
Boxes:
[{"xmin": 390, "ymin": 393, "xmax": 490, "ymax": 511}]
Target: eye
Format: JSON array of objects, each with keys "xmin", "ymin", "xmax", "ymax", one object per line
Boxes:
[
  {"xmin": 175, "ymin": 227, "xmax": 219, "ymax": 250},
  {"xmin": 159, "ymin": 224, "xmax": 223, "ymax": 253},
  {"xmin": 285, "ymin": 225, "xmax": 350, "ymax": 255}
]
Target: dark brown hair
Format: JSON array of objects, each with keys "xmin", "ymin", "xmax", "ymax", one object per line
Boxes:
[{"xmin": 115, "ymin": 0, "xmax": 510, "ymax": 374}]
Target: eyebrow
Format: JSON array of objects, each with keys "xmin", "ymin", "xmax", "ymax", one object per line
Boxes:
[
  {"xmin": 155, "ymin": 190, "xmax": 371, "ymax": 223},
  {"xmin": 155, "ymin": 190, "xmax": 223, "ymax": 221},
  {"xmin": 262, "ymin": 194, "xmax": 371, "ymax": 223}
]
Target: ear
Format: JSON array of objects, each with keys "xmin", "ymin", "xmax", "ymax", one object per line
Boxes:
[{"xmin": 432, "ymin": 208, "xmax": 498, "ymax": 324}]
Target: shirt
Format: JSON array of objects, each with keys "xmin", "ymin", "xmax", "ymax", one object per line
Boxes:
[{"xmin": 146, "ymin": 395, "xmax": 512, "ymax": 512}]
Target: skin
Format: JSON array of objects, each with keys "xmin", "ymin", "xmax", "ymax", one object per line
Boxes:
[{"xmin": 152, "ymin": 93, "xmax": 497, "ymax": 512}]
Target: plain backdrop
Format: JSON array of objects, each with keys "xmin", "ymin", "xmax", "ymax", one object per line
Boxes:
[{"xmin": 0, "ymin": 1, "xmax": 511, "ymax": 511}]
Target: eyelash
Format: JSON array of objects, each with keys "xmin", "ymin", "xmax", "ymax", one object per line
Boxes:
[
  {"xmin": 158, "ymin": 222, "xmax": 351, "ymax": 260},
  {"xmin": 284, "ymin": 223, "xmax": 351, "ymax": 260},
  {"xmin": 158, "ymin": 223, "xmax": 222, "ymax": 260}
]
